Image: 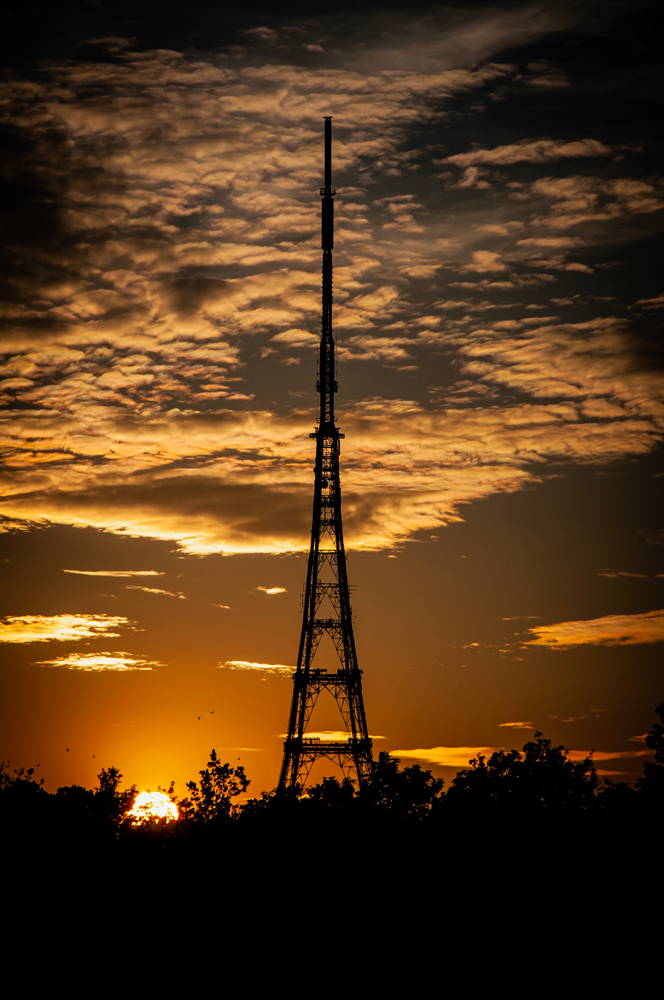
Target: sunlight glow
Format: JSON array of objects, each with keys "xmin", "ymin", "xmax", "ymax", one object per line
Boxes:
[{"xmin": 127, "ymin": 791, "xmax": 179, "ymax": 825}]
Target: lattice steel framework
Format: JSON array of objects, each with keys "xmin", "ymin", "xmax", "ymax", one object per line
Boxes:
[{"xmin": 279, "ymin": 118, "xmax": 373, "ymax": 789}]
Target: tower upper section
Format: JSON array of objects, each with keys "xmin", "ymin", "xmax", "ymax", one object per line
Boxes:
[{"xmin": 318, "ymin": 116, "xmax": 337, "ymax": 433}]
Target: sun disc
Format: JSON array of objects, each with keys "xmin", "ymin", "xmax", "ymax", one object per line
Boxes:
[{"xmin": 127, "ymin": 790, "xmax": 178, "ymax": 825}]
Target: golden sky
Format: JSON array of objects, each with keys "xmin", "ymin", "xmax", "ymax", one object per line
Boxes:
[{"xmin": 0, "ymin": 0, "xmax": 662, "ymax": 795}]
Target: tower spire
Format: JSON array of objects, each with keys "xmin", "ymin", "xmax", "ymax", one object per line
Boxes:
[
  {"xmin": 319, "ymin": 116, "xmax": 335, "ymax": 430},
  {"xmin": 278, "ymin": 119, "xmax": 374, "ymax": 790}
]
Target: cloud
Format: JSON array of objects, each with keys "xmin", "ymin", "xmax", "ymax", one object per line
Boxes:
[
  {"xmin": 393, "ymin": 744, "xmax": 650, "ymax": 771},
  {"xmin": 598, "ymin": 571, "xmax": 647, "ymax": 578},
  {"xmin": 125, "ymin": 585, "xmax": 186, "ymax": 598},
  {"xmin": 465, "ymin": 251, "xmax": 507, "ymax": 272},
  {"xmin": 530, "ymin": 176, "xmax": 664, "ymax": 229},
  {"xmin": 454, "ymin": 166, "xmax": 492, "ymax": 190},
  {"xmin": 278, "ymin": 730, "xmax": 385, "ymax": 740},
  {"xmin": 499, "ymin": 722, "xmax": 534, "ymax": 729},
  {"xmin": 243, "ymin": 27, "xmax": 278, "ymax": 41},
  {"xmin": 525, "ymin": 61, "xmax": 569, "ymax": 89},
  {"xmin": 566, "ymin": 750, "xmax": 649, "ymax": 762},
  {"xmin": 445, "ymin": 138, "xmax": 612, "ymax": 168},
  {"xmin": 632, "ymin": 294, "xmax": 664, "ymax": 310},
  {"xmin": 475, "ymin": 222, "xmax": 524, "ymax": 235},
  {"xmin": 378, "ymin": 195, "xmax": 426, "ymax": 232},
  {"xmin": 391, "ymin": 747, "xmax": 499, "ymax": 768},
  {"xmin": 257, "ymin": 586, "xmax": 287, "ymax": 595},
  {"xmin": 401, "ymin": 264, "xmax": 439, "ymax": 279},
  {"xmin": 525, "ymin": 609, "xmax": 664, "ymax": 648},
  {"xmin": 0, "ymin": 358, "xmax": 661, "ymax": 555},
  {"xmin": 297, "ymin": 731, "xmax": 351, "ymax": 741},
  {"xmin": 219, "ymin": 660, "xmax": 295, "ymax": 675},
  {"xmin": 517, "ymin": 237, "xmax": 582, "ymax": 248},
  {"xmin": 63, "ymin": 569, "xmax": 164, "ymax": 577},
  {"xmin": 564, "ymin": 263, "xmax": 593, "ymax": 273},
  {"xmin": 456, "ymin": 316, "xmax": 664, "ymax": 427},
  {"xmin": 0, "ymin": 34, "xmax": 661, "ymax": 559},
  {"xmin": 342, "ymin": 5, "xmax": 558, "ymax": 75},
  {"xmin": 551, "ymin": 711, "xmax": 603, "ymax": 722},
  {"xmin": 0, "ymin": 614, "xmax": 133, "ymax": 643},
  {"xmin": 271, "ymin": 328, "xmax": 319, "ymax": 348},
  {"xmin": 34, "ymin": 651, "xmax": 161, "ymax": 671}
]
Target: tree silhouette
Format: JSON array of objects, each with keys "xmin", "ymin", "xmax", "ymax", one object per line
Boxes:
[
  {"xmin": 54, "ymin": 783, "xmax": 96, "ymax": 825},
  {"xmin": 636, "ymin": 702, "xmax": 664, "ymax": 814},
  {"xmin": 445, "ymin": 733, "xmax": 597, "ymax": 817},
  {"xmin": 94, "ymin": 766, "xmax": 137, "ymax": 826},
  {"xmin": 180, "ymin": 750, "xmax": 249, "ymax": 829},
  {"xmin": 3, "ymin": 708, "xmax": 662, "ymax": 850},
  {"xmin": 364, "ymin": 751, "xmax": 444, "ymax": 819},
  {"xmin": 49, "ymin": 766, "xmax": 137, "ymax": 840},
  {"xmin": 1, "ymin": 762, "xmax": 51, "ymax": 843},
  {"xmin": 0, "ymin": 762, "xmax": 44, "ymax": 791},
  {"xmin": 307, "ymin": 775, "xmax": 356, "ymax": 809}
]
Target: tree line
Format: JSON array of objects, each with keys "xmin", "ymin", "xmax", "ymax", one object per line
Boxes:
[{"xmin": 2, "ymin": 703, "xmax": 662, "ymax": 846}]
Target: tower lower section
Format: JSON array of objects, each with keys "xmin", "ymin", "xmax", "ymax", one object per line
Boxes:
[
  {"xmin": 278, "ymin": 427, "xmax": 373, "ymax": 789},
  {"xmin": 280, "ymin": 667, "xmax": 374, "ymax": 788}
]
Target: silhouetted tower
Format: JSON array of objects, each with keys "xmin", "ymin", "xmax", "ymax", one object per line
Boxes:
[{"xmin": 279, "ymin": 118, "xmax": 373, "ymax": 789}]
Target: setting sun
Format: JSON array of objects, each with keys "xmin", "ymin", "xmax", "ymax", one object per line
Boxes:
[{"xmin": 127, "ymin": 791, "xmax": 179, "ymax": 825}]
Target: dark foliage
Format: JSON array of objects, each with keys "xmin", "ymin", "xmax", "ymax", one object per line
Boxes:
[
  {"xmin": 179, "ymin": 750, "xmax": 249, "ymax": 829},
  {"xmin": 636, "ymin": 702, "xmax": 664, "ymax": 794},
  {"xmin": 444, "ymin": 733, "xmax": 598, "ymax": 819},
  {"xmin": 0, "ymin": 763, "xmax": 48, "ymax": 833},
  {"xmin": 364, "ymin": 751, "xmax": 444, "ymax": 818}
]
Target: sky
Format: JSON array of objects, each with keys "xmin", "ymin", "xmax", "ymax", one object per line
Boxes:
[{"xmin": 1, "ymin": 0, "xmax": 662, "ymax": 797}]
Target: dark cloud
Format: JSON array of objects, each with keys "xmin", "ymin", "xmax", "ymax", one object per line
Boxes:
[
  {"xmin": 6, "ymin": 475, "xmax": 314, "ymax": 552},
  {"xmin": 168, "ymin": 273, "xmax": 232, "ymax": 315}
]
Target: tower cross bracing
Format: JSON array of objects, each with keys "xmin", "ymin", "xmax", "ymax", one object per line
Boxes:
[{"xmin": 278, "ymin": 118, "xmax": 373, "ymax": 789}]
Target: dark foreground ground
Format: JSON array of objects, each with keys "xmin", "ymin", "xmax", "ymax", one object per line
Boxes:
[{"xmin": 3, "ymin": 713, "xmax": 661, "ymax": 977}]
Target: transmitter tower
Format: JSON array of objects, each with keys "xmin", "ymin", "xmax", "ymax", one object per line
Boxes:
[{"xmin": 279, "ymin": 118, "xmax": 373, "ymax": 789}]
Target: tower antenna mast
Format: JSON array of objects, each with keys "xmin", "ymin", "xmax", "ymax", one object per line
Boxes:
[{"xmin": 279, "ymin": 118, "xmax": 374, "ymax": 789}]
